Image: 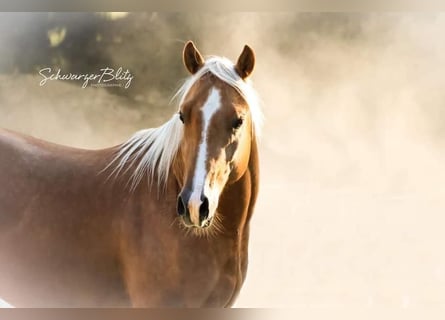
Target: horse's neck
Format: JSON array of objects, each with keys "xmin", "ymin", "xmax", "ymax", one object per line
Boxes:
[
  {"xmin": 245, "ymin": 135, "xmax": 259, "ymax": 224},
  {"xmin": 217, "ymin": 136, "xmax": 259, "ymax": 306}
]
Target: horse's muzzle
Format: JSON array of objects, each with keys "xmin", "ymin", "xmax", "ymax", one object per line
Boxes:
[{"xmin": 177, "ymin": 190, "xmax": 210, "ymax": 228}]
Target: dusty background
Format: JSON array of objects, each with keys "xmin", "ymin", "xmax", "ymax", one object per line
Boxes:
[{"xmin": 1, "ymin": 13, "xmax": 445, "ymax": 308}]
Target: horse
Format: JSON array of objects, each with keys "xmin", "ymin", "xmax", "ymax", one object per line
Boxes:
[{"xmin": 0, "ymin": 41, "xmax": 262, "ymax": 307}]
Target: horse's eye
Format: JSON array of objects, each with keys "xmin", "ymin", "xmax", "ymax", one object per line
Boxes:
[
  {"xmin": 232, "ymin": 117, "xmax": 244, "ymax": 130},
  {"xmin": 178, "ymin": 112, "xmax": 184, "ymax": 123}
]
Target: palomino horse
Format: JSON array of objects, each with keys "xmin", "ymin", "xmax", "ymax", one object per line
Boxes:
[{"xmin": 0, "ymin": 41, "xmax": 262, "ymax": 307}]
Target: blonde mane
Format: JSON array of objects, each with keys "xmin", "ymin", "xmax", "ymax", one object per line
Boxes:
[{"xmin": 106, "ymin": 56, "xmax": 263, "ymax": 190}]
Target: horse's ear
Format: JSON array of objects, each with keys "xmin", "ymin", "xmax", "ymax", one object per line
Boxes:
[
  {"xmin": 235, "ymin": 45, "xmax": 255, "ymax": 79},
  {"xmin": 183, "ymin": 41, "xmax": 204, "ymax": 74}
]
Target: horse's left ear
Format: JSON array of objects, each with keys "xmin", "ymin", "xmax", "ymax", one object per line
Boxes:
[{"xmin": 235, "ymin": 45, "xmax": 255, "ymax": 79}]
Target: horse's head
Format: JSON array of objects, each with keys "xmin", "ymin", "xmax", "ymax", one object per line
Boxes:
[{"xmin": 176, "ymin": 41, "xmax": 258, "ymax": 230}]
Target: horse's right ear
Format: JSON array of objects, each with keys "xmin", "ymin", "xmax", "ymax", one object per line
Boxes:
[{"xmin": 183, "ymin": 41, "xmax": 204, "ymax": 75}]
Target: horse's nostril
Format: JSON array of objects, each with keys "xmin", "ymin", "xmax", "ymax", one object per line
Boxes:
[
  {"xmin": 177, "ymin": 196, "xmax": 186, "ymax": 216},
  {"xmin": 199, "ymin": 196, "xmax": 209, "ymax": 221}
]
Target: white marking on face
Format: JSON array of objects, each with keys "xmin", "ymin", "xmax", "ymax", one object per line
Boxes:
[{"xmin": 188, "ymin": 87, "xmax": 221, "ymax": 225}]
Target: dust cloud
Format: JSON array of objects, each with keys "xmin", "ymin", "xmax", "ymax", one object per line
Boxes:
[{"xmin": 1, "ymin": 13, "xmax": 445, "ymax": 307}]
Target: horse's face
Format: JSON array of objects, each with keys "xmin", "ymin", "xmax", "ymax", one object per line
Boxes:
[{"xmin": 176, "ymin": 42, "xmax": 255, "ymax": 229}]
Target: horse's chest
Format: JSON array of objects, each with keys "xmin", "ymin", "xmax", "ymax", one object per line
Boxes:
[
  {"xmin": 123, "ymin": 231, "xmax": 245, "ymax": 307},
  {"xmin": 160, "ymin": 240, "xmax": 243, "ymax": 307},
  {"xmin": 181, "ymin": 250, "xmax": 241, "ymax": 307}
]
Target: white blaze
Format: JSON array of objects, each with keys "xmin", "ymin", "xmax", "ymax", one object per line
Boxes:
[{"xmin": 189, "ymin": 87, "xmax": 221, "ymax": 225}]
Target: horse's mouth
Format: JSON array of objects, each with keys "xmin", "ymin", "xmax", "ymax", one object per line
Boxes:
[
  {"xmin": 200, "ymin": 218, "xmax": 212, "ymax": 228},
  {"xmin": 191, "ymin": 216, "xmax": 213, "ymax": 229},
  {"xmin": 180, "ymin": 216, "xmax": 218, "ymax": 235}
]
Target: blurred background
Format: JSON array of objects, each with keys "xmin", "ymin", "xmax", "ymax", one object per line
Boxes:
[{"xmin": 1, "ymin": 12, "xmax": 445, "ymax": 308}]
